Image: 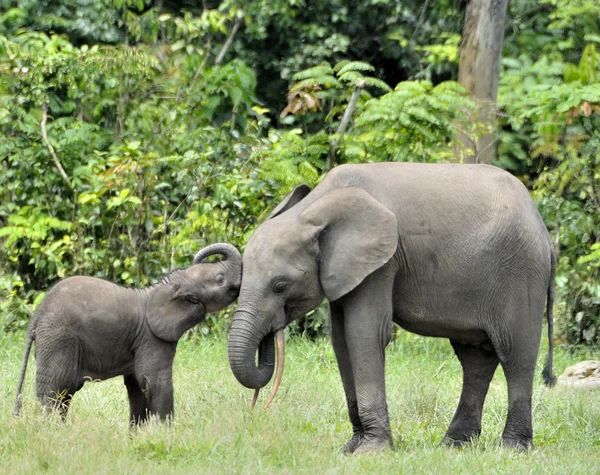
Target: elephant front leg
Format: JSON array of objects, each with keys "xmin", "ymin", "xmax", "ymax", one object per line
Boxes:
[
  {"xmin": 330, "ymin": 301, "xmax": 364, "ymax": 454},
  {"xmin": 143, "ymin": 370, "xmax": 174, "ymax": 422},
  {"xmin": 340, "ymin": 273, "xmax": 395, "ymax": 454},
  {"xmin": 135, "ymin": 343, "xmax": 175, "ymax": 423},
  {"xmin": 124, "ymin": 374, "xmax": 148, "ymax": 427}
]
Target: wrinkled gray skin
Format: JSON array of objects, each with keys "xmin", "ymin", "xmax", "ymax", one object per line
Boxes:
[
  {"xmin": 228, "ymin": 163, "xmax": 556, "ymax": 453},
  {"xmin": 14, "ymin": 243, "xmax": 242, "ymax": 426}
]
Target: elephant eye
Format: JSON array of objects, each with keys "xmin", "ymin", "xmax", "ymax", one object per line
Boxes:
[
  {"xmin": 272, "ymin": 280, "xmax": 288, "ymax": 294},
  {"xmin": 186, "ymin": 294, "xmax": 201, "ymax": 304},
  {"xmin": 215, "ymin": 273, "xmax": 225, "ymax": 284}
]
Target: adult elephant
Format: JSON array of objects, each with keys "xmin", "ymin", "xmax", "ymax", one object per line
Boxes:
[{"xmin": 228, "ymin": 163, "xmax": 556, "ymax": 453}]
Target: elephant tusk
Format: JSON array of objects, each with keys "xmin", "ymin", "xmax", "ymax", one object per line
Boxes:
[
  {"xmin": 250, "ymin": 389, "xmax": 260, "ymax": 411},
  {"xmin": 264, "ymin": 329, "xmax": 285, "ymax": 410}
]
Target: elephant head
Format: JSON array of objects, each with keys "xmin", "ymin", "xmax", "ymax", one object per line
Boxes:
[
  {"xmin": 146, "ymin": 243, "xmax": 242, "ymax": 342},
  {"xmin": 228, "ymin": 185, "xmax": 398, "ymax": 406}
]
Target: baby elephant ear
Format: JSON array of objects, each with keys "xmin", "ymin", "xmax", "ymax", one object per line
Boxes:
[
  {"xmin": 268, "ymin": 184, "xmax": 311, "ymax": 219},
  {"xmin": 146, "ymin": 283, "xmax": 204, "ymax": 342},
  {"xmin": 299, "ymin": 187, "xmax": 398, "ymax": 302}
]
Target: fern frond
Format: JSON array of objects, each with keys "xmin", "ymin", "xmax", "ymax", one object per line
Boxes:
[
  {"xmin": 333, "ymin": 60, "xmax": 350, "ymax": 72},
  {"xmin": 89, "ymin": 45, "xmax": 158, "ymax": 75},
  {"xmin": 432, "ymin": 81, "xmax": 468, "ymax": 95},
  {"xmin": 292, "ymin": 63, "xmax": 333, "ymax": 81},
  {"xmin": 298, "ymin": 161, "xmax": 320, "ymax": 182},
  {"xmin": 337, "ymin": 61, "xmax": 375, "ymax": 76},
  {"xmin": 338, "ymin": 71, "xmax": 363, "ymax": 84},
  {"xmin": 407, "ymin": 107, "xmax": 442, "ymax": 127},
  {"xmin": 355, "ymin": 111, "xmax": 391, "ymax": 126},
  {"xmin": 305, "ymin": 143, "xmax": 328, "ymax": 157},
  {"xmin": 362, "ymin": 77, "xmax": 392, "ymax": 92},
  {"xmin": 291, "ymin": 76, "xmax": 340, "ymax": 90},
  {"xmin": 260, "ymin": 159, "xmax": 303, "ymax": 186},
  {"xmin": 394, "ymin": 80, "xmax": 432, "ymax": 93}
]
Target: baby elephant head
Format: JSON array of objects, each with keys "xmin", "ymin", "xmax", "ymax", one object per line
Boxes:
[{"xmin": 146, "ymin": 243, "xmax": 242, "ymax": 342}]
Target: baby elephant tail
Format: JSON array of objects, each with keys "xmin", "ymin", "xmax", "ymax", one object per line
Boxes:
[
  {"xmin": 542, "ymin": 249, "xmax": 557, "ymax": 387},
  {"xmin": 13, "ymin": 330, "xmax": 35, "ymax": 416}
]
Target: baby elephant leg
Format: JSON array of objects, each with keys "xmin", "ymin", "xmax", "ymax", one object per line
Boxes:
[
  {"xmin": 134, "ymin": 343, "xmax": 176, "ymax": 423},
  {"xmin": 35, "ymin": 335, "xmax": 83, "ymax": 420},
  {"xmin": 124, "ymin": 374, "xmax": 148, "ymax": 427}
]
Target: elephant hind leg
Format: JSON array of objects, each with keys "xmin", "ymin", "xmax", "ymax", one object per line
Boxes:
[
  {"xmin": 497, "ymin": 347, "xmax": 539, "ymax": 449},
  {"xmin": 491, "ymin": 293, "xmax": 545, "ymax": 449},
  {"xmin": 443, "ymin": 340, "xmax": 499, "ymax": 447},
  {"xmin": 35, "ymin": 335, "xmax": 83, "ymax": 420},
  {"xmin": 37, "ymin": 381, "xmax": 81, "ymax": 420}
]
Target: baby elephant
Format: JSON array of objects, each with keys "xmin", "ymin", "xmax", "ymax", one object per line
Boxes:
[{"xmin": 13, "ymin": 243, "xmax": 242, "ymax": 425}]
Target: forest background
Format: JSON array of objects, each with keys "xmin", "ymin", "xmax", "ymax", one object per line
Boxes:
[{"xmin": 0, "ymin": 0, "xmax": 599, "ymax": 347}]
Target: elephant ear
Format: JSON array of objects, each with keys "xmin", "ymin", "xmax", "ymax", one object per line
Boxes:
[
  {"xmin": 299, "ymin": 187, "xmax": 398, "ymax": 302},
  {"xmin": 145, "ymin": 282, "xmax": 205, "ymax": 342},
  {"xmin": 268, "ymin": 184, "xmax": 311, "ymax": 219}
]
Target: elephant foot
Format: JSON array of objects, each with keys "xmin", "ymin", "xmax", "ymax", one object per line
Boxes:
[
  {"xmin": 502, "ymin": 437, "xmax": 533, "ymax": 451},
  {"xmin": 440, "ymin": 431, "xmax": 479, "ymax": 448},
  {"xmin": 441, "ymin": 436, "xmax": 472, "ymax": 448},
  {"xmin": 351, "ymin": 436, "xmax": 394, "ymax": 455},
  {"xmin": 340, "ymin": 434, "xmax": 362, "ymax": 455}
]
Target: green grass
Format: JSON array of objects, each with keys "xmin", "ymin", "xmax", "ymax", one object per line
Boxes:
[{"xmin": 0, "ymin": 330, "xmax": 599, "ymax": 474}]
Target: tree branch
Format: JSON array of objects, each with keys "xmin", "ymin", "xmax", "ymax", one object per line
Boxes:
[
  {"xmin": 327, "ymin": 78, "xmax": 365, "ymax": 170},
  {"xmin": 214, "ymin": 14, "xmax": 244, "ymax": 66},
  {"xmin": 187, "ymin": 37, "xmax": 212, "ymax": 95},
  {"xmin": 230, "ymin": 103, "xmax": 239, "ymax": 133},
  {"xmin": 41, "ymin": 102, "xmax": 71, "ymax": 188},
  {"xmin": 411, "ymin": 0, "xmax": 431, "ymax": 41}
]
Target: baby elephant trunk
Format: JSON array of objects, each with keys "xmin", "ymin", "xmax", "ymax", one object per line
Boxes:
[{"xmin": 193, "ymin": 243, "xmax": 242, "ymax": 273}]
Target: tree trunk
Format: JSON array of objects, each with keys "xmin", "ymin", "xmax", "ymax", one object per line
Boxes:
[{"xmin": 455, "ymin": 0, "xmax": 510, "ymax": 164}]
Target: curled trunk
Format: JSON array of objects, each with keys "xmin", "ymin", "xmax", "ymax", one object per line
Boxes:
[
  {"xmin": 228, "ymin": 310, "xmax": 275, "ymax": 389},
  {"xmin": 193, "ymin": 243, "xmax": 242, "ymax": 269}
]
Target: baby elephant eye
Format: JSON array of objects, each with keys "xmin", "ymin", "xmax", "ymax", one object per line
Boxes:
[
  {"xmin": 215, "ymin": 273, "xmax": 225, "ymax": 284},
  {"xmin": 186, "ymin": 295, "xmax": 201, "ymax": 304},
  {"xmin": 272, "ymin": 281, "xmax": 288, "ymax": 294}
]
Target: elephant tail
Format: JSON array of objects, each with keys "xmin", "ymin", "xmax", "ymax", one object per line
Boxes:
[
  {"xmin": 542, "ymin": 249, "xmax": 557, "ymax": 387},
  {"xmin": 13, "ymin": 329, "xmax": 35, "ymax": 416}
]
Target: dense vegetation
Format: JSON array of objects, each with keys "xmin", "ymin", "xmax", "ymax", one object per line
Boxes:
[{"xmin": 1, "ymin": 0, "xmax": 599, "ymax": 345}]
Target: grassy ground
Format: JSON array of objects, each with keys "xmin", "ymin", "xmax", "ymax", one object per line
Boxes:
[{"xmin": 0, "ymin": 329, "xmax": 598, "ymax": 474}]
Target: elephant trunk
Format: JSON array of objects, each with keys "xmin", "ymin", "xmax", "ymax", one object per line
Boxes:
[
  {"xmin": 228, "ymin": 310, "xmax": 275, "ymax": 390},
  {"xmin": 193, "ymin": 243, "xmax": 242, "ymax": 271}
]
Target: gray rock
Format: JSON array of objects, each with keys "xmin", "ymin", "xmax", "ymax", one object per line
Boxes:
[{"xmin": 557, "ymin": 360, "xmax": 600, "ymax": 390}]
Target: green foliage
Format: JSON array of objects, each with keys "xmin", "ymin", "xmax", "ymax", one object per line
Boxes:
[
  {"xmin": 351, "ymin": 80, "xmax": 477, "ymax": 163},
  {"xmin": 278, "ymin": 59, "xmax": 472, "ymax": 176},
  {"xmin": 254, "ymin": 128, "xmax": 326, "ymax": 189},
  {"xmin": 281, "ymin": 59, "xmax": 392, "ymax": 137},
  {"xmin": 501, "ymin": 41, "xmax": 600, "ymax": 345},
  {"xmin": 491, "ymin": 0, "xmax": 600, "ymax": 345},
  {"xmin": 0, "ymin": 5, "xmax": 280, "ymax": 334},
  {"xmin": 1, "ymin": 0, "xmax": 599, "ymax": 347}
]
